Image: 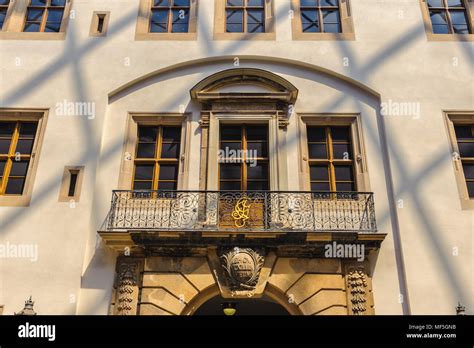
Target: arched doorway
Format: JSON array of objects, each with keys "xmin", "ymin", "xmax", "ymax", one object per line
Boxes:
[{"xmin": 194, "ymin": 295, "xmax": 290, "ymax": 315}]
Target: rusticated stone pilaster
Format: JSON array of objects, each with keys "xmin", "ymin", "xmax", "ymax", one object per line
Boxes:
[{"xmin": 114, "ymin": 258, "xmax": 143, "ymax": 315}]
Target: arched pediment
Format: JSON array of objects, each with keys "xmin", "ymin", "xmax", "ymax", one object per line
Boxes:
[{"xmin": 190, "ymin": 68, "xmax": 299, "ymax": 104}]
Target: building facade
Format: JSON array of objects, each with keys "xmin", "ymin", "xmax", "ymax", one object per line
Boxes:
[{"xmin": 0, "ymin": 0, "xmax": 473, "ymax": 315}]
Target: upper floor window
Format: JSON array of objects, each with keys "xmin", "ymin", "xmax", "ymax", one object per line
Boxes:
[
  {"xmin": 133, "ymin": 125, "xmax": 181, "ymax": 190},
  {"xmin": 23, "ymin": 0, "xmax": 67, "ymax": 33},
  {"xmin": 149, "ymin": 0, "xmax": 191, "ymax": 33},
  {"xmin": 307, "ymin": 126, "xmax": 355, "ymax": 191},
  {"xmin": 226, "ymin": 0, "xmax": 266, "ymax": 33},
  {"xmin": 300, "ymin": 0, "xmax": 341, "ymax": 33},
  {"xmin": 0, "ymin": 0, "xmax": 10, "ymax": 30},
  {"xmin": 0, "ymin": 121, "xmax": 38, "ymax": 195},
  {"xmin": 427, "ymin": 0, "xmax": 472, "ymax": 34},
  {"xmin": 454, "ymin": 124, "xmax": 474, "ymax": 197}
]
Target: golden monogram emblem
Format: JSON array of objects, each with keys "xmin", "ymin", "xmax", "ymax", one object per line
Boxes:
[{"xmin": 231, "ymin": 197, "xmax": 251, "ymax": 228}]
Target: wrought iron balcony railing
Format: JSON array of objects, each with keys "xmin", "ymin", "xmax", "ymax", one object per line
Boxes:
[{"xmin": 103, "ymin": 190, "xmax": 377, "ymax": 233}]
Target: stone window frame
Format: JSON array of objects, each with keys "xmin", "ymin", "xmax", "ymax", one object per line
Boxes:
[
  {"xmin": 89, "ymin": 11, "xmax": 110, "ymax": 37},
  {"xmin": 0, "ymin": 109, "xmax": 48, "ymax": 207},
  {"xmin": 58, "ymin": 165, "xmax": 84, "ymax": 202},
  {"xmin": 214, "ymin": 0, "xmax": 276, "ymax": 40},
  {"xmin": 419, "ymin": 0, "xmax": 474, "ymax": 41},
  {"xmin": 0, "ymin": 0, "xmax": 72, "ymax": 40},
  {"xmin": 291, "ymin": 0, "xmax": 355, "ymax": 41},
  {"xmin": 444, "ymin": 111, "xmax": 474, "ymax": 209},
  {"xmin": 118, "ymin": 113, "xmax": 191, "ymax": 190},
  {"xmin": 298, "ymin": 113, "xmax": 370, "ymax": 192},
  {"xmin": 135, "ymin": 0, "xmax": 198, "ymax": 41}
]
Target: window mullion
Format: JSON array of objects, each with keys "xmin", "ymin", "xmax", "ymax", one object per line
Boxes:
[
  {"xmin": 327, "ymin": 127, "xmax": 337, "ymax": 191},
  {"xmin": 167, "ymin": 6, "xmax": 172, "ymax": 33},
  {"xmin": 1, "ymin": 122, "xmax": 20, "ymax": 195},
  {"xmin": 154, "ymin": 127, "xmax": 163, "ymax": 190}
]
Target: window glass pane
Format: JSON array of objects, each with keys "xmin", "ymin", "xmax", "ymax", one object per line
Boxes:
[
  {"xmin": 221, "ymin": 126, "xmax": 242, "ymax": 140},
  {"xmin": 227, "ymin": 0, "xmax": 243, "ymax": 6},
  {"xmin": 159, "ymin": 164, "xmax": 178, "ymax": 180},
  {"xmin": 308, "ymin": 143, "xmax": 327, "ymax": 159},
  {"xmin": 248, "ymin": 0, "xmax": 264, "ymax": 6},
  {"xmin": 320, "ymin": 0, "xmax": 339, "ymax": 6},
  {"xmin": 427, "ymin": 0, "xmax": 444, "ymax": 7},
  {"xmin": 220, "ymin": 141, "xmax": 241, "ymax": 153},
  {"xmin": 450, "ymin": 10, "xmax": 468, "ymax": 25},
  {"xmin": 0, "ymin": 10, "xmax": 7, "ymax": 27},
  {"xmin": 9, "ymin": 161, "xmax": 29, "ymax": 177},
  {"xmin": 247, "ymin": 9, "xmax": 264, "ymax": 23},
  {"xmin": 15, "ymin": 139, "xmax": 35, "ymax": 155},
  {"xmin": 336, "ymin": 182, "xmax": 355, "ymax": 191},
  {"xmin": 300, "ymin": 0, "xmax": 317, "ymax": 6},
  {"xmin": 220, "ymin": 164, "xmax": 241, "ymax": 179},
  {"xmin": 462, "ymin": 163, "xmax": 474, "ymax": 179},
  {"xmin": 150, "ymin": 22, "xmax": 167, "ymax": 32},
  {"xmin": 447, "ymin": 0, "xmax": 464, "ymax": 7},
  {"xmin": 454, "ymin": 125, "xmax": 472, "ymax": 139},
  {"xmin": 51, "ymin": 0, "xmax": 66, "ymax": 6},
  {"xmin": 334, "ymin": 165, "xmax": 354, "ymax": 181},
  {"xmin": 432, "ymin": 24, "xmax": 450, "ymax": 33},
  {"xmin": 134, "ymin": 181, "xmax": 153, "ymax": 190},
  {"xmin": 0, "ymin": 139, "xmax": 11, "ymax": 154},
  {"xmin": 248, "ymin": 22, "xmax": 264, "ymax": 32},
  {"xmin": 220, "ymin": 181, "xmax": 241, "ymax": 190},
  {"xmin": 307, "ymin": 127, "xmax": 326, "ymax": 142},
  {"xmin": 27, "ymin": 9, "xmax": 44, "ymax": 21},
  {"xmin": 151, "ymin": 9, "xmax": 169, "ymax": 23},
  {"xmin": 5, "ymin": 178, "xmax": 25, "ymax": 195},
  {"xmin": 452, "ymin": 24, "xmax": 469, "ymax": 34},
  {"xmin": 247, "ymin": 181, "xmax": 268, "ymax": 190},
  {"xmin": 0, "ymin": 122, "xmax": 15, "ymax": 137},
  {"xmin": 172, "ymin": 8, "xmax": 189, "ymax": 24},
  {"xmin": 0, "ymin": 160, "xmax": 5, "ymax": 176},
  {"xmin": 459, "ymin": 142, "xmax": 474, "ymax": 157},
  {"xmin": 333, "ymin": 143, "xmax": 351, "ymax": 159},
  {"xmin": 19, "ymin": 123, "xmax": 38, "ymax": 137},
  {"xmin": 135, "ymin": 164, "xmax": 154, "ymax": 180},
  {"xmin": 310, "ymin": 165, "xmax": 329, "ymax": 181},
  {"xmin": 246, "ymin": 126, "xmax": 267, "ymax": 140},
  {"xmin": 160, "ymin": 142, "xmax": 180, "ymax": 158},
  {"xmin": 247, "ymin": 142, "xmax": 267, "ymax": 158},
  {"xmin": 47, "ymin": 8, "xmax": 63, "ymax": 22},
  {"xmin": 430, "ymin": 11, "xmax": 448, "ymax": 25},
  {"xmin": 158, "ymin": 181, "xmax": 177, "ymax": 190},
  {"xmin": 44, "ymin": 21, "xmax": 61, "ymax": 32},
  {"xmin": 0, "ymin": 0, "xmax": 11, "ymax": 4},
  {"xmin": 172, "ymin": 23, "xmax": 188, "ymax": 32},
  {"xmin": 311, "ymin": 182, "xmax": 330, "ymax": 191},
  {"xmin": 331, "ymin": 127, "xmax": 350, "ymax": 141},
  {"xmin": 323, "ymin": 23, "xmax": 340, "ymax": 33},
  {"xmin": 24, "ymin": 22, "xmax": 41, "ymax": 32},
  {"xmin": 301, "ymin": 9, "xmax": 318, "ymax": 23},
  {"xmin": 322, "ymin": 10, "xmax": 339, "ymax": 24},
  {"xmin": 31, "ymin": 0, "xmax": 47, "ymax": 5},
  {"xmin": 467, "ymin": 182, "xmax": 474, "ymax": 197},
  {"xmin": 154, "ymin": 0, "xmax": 170, "ymax": 6},
  {"xmin": 138, "ymin": 127, "xmax": 158, "ymax": 142},
  {"xmin": 162, "ymin": 127, "xmax": 181, "ymax": 142},
  {"xmin": 173, "ymin": 0, "xmax": 190, "ymax": 6},
  {"xmin": 247, "ymin": 163, "xmax": 268, "ymax": 179},
  {"xmin": 137, "ymin": 143, "xmax": 156, "ymax": 158}
]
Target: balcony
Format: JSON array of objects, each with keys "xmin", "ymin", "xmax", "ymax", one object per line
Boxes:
[{"xmin": 102, "ymin": 190, "xmax": 377, "ymax": 233}]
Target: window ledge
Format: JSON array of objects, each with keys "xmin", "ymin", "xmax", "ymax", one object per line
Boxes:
[
  {"xmin": 0, "ymin": 31, "xmax": 66, "ymax": 40},
  {"xmin": 0, "ymin": 195, "xmax": 32, "ymax": 207},
  {"xmin": 425, "ymin": 33, "xmax": 474, "ymax": 42}
]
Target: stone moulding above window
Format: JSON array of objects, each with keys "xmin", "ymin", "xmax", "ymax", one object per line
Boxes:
[
  {"xmin": 419, "ymin": 0, "xmax": 474, "ymax": 41},
  {"xmin": 214, "ymin": 0, "xmax": 276, "ymax": 40},
  {"xmin": 291, "ymin": 0, "xmax": 355, "ymax": 41},
  {"xmin": 444, "ymin": 111, "xmax": 474, "ymax": 209},
  {"xmin": 0, "ymin": 109, "xmax": 48, "ymax": 207},
  {"xmin": 298, "ymin": 113, "xmax": 370, "ymax": 192},
  {"xmin": 135, "ymin": 0, "xmax": 198, "ymax": 41},
  {"xmin": 0, "ymin": 0, "xmax": 73, "ymax": 40}
]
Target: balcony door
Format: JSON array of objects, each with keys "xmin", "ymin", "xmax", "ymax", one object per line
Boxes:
[{"xmin": 218, "ymin": 124, "xmax": 269, "ymax": 229}]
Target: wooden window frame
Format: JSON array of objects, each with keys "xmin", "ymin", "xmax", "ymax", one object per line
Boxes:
[
  {"xmin": 133, "ymin": 125, "xmax": 181, "ymax": 191},
  {"xmin": 118, "ymin": 113, "xmax": 190, "ymax": 190},
  {"xmin": 214, "ymin": 0, "xmax": 275, "ymax": 40},
  {"xmin": 420, "ymin": 0, "xmax": 474, "ymax": 41},
  {"xmin": 0, "ymin": 109, "xmax": 48, "ymax": 207},
  {"xmin": 219, "ymin": 124, "xmax": 269, "ymax": 191},
  {"xmin": 224, "ymin": 0, "xmax": 266, "ymax": 34},
  {"xmin": 291, "ymin": 0, "xmax": 354, "ymax": 41},
  {"xmin": 0, "ymin": 0, "xmax": 11, "ymax": 31},
  {"xmin": 444, "ymin": 111, "xmax": 474, "ymax": 209},
  {"xmin": 307, "ymin": 125, "xmax": 356, "ymax": 192},
  {"xmin": 299, "ymin": 114, "xmax": 369, "ymax": 192},
  {"xmin": 135, "ymin": 0, "xmax": 198, "ymax": 41},
  {"xmin": 0, "ymin": 0, "xmax": 72, "ymax": 40},
  {"xmin": 23, "ymin": 0, "xmax": 66, "ymax": 33}
]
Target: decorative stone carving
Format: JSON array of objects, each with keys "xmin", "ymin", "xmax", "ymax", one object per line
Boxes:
[
  {"xmin": 15, "ymin": 296, "xmax": 36, "ymax": 315},
  {"xmin": 346, "ymin": 267, "xmax": 368, "ymax": 315},
  {"xmin": 220, "ymin": 248, "xmax": 264, "ymax": 291},
  {"xmin": 114, "ymin": 261, "xmax": 141, "ymax": 315}
]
